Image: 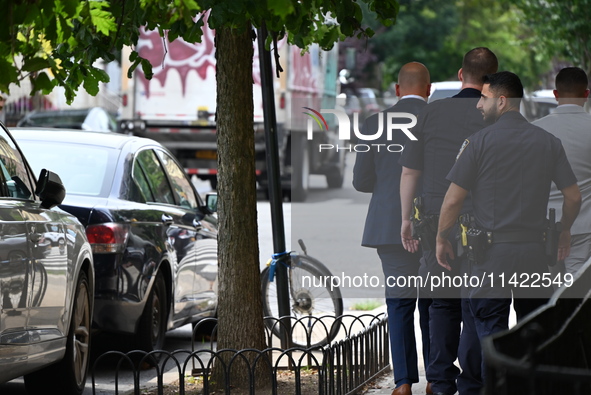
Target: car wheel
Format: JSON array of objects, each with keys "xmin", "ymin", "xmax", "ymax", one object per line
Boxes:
[
  {"xmin": 291, "ymin": 133, "xmax": 309, "ymax": 202},
  {"xmin": 137, "ymin": 272, "xmax": 167, "ymax": 354},
  {"xmin": 325, "ymin": 151, "xmax": 346, "ymax": 189},
  {"xmin": 24, "ymin": 271, "xmax": 91, "ymax": 395}
]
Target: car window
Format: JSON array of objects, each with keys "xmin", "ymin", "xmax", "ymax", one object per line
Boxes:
[
  {"xmin": 135, "ymin": 149, "xmax": 176, "ymax": 205},
  {"xmin": 21, "ymin": 113, "xmax": 88, "ymax": 128},
  {"xmin": 155, "ymin": 150, "xmax": 198, "ymax": 209},
  {"xmin": 131, "ymin": 162, "xmax": 154, "ymax": 203},
  {"xmin": 0, "ymin": 128, "xmax": 34, "ymax": 200},
  {"xmin": 16, "ymin": 140, "xmax": 115, "ymax": 197}
]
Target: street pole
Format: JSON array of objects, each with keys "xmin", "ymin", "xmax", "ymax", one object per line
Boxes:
[{"xmin": 257, "ymin": 23, "xmax": 291, "ymax": 349}]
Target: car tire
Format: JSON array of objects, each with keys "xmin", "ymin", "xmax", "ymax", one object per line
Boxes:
[
  {"xmin": 136, "ymin": 271, "xmax": 167, "ymax": 355},
  {"xmin": 291, "ymin": 133, "xmax": 309, "ymax": 202},
  {"xmin": 325, "ymin": 151, "xmax": 346, "ymax": 189},
  {"xmin": 24, "ymin": 271, "xmax": 92, "ymax": 395},
  {"xmin": 326, "ymin": 167, "xmax": 344, "ymax": 188}
]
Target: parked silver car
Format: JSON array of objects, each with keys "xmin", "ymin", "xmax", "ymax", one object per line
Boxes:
[
  {"xmin": 16, "ymin": 107, "xmax": 117, "ymax": 132},
  {"xmin": 0, "ymin": 123, "xmax": 94, "ymax": 395}
]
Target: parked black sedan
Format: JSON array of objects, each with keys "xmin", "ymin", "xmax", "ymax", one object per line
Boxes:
[{"xmin": 11, "ymin": 128, "xmax": 219, "ymax": 353}]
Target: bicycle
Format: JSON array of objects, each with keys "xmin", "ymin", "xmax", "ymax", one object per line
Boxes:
[{"xmin": 260, "ymin": 239, "xmax": 344, "ymax": 348}]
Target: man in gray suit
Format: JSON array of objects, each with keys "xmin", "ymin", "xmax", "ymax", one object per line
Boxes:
[
  {"xmin": 353, "ymin": 62, "xmax": 432, "ymax": 395},
  {"xmin": 533, "ymin": 66, "xmax": 591, "ymax": 275}
]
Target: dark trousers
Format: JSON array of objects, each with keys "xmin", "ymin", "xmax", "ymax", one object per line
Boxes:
[
  {"xmin": 457, "ymin": 299, "xmax": 483, "ymax": 395},
  {"xmin": 458, "ymin": 242, "xmax": 552, "ymax": 395},
  {"xmin": 378, "ymin": 245, "xmax": 431, "ymax": 387},
  {"xmin": 419, "ymin": 249, "xmax": 465, "ymax": 395}
]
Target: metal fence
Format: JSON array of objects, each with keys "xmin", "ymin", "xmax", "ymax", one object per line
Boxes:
[
  {"xmin": 483, "ymin": 260, "xmax": 591, "ymax": 395},
  {"xmin": 90, "ymin": 313, "xmax": 390, "ymax": 394}
]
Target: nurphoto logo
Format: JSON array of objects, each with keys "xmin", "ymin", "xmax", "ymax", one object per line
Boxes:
[{"xmin": 303, "ymin": 107, "xmax": 418, "ymax": 152}]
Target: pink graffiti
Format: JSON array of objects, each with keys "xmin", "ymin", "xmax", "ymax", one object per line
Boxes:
[
  {"xmin": 136, "ymin": 14, "xmax": 216, "ymax": 98},
  {"xmin": 135, "ymin": 13, "xmax": 286, "ymax": 98}
]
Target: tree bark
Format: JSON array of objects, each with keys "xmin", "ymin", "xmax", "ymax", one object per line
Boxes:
[{"xmin": 213, "ymin": 24, "xmax": 269, "ymax": 387}]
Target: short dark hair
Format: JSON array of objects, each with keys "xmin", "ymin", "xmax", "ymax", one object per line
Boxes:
[
  {"xmin": 462, "ymin": 47, "xmax": 498, "ymax": 84},
  {"xmin": 483, "ymin": 71, "xmax": 524, "ymax": 101},
  {"xmin": 555, "ymin": 67, "xmax": 589, "ymax": 96}
]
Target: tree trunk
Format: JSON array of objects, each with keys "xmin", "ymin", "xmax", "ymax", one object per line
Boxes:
[{"xmin": 213, "ymin": 24, "xmax": 269, "ymax": 388}]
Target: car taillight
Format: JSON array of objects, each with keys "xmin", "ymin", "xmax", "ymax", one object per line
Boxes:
[{"xmin": 86, "ymin": 223, "xmax": 129, "ymax": 253}]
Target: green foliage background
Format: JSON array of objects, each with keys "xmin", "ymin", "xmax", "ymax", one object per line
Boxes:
[{"xmin": 357, "ymin": 0, "xmax": 589, "ymax": 90}]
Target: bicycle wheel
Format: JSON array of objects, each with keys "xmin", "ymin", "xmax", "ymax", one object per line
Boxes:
[{"xmin": 261, "ymin": 254, "xmax": 343, "ymax": 348}]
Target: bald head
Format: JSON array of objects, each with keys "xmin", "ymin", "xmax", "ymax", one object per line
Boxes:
[{"xmin": 396, "ymin": 62, "xmax": 431, "ymax": 99}]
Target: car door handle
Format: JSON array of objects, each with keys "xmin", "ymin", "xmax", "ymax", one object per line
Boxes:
[{"xmin": 161, "ymin": 214, "xmax": 173, "ymax": 226}]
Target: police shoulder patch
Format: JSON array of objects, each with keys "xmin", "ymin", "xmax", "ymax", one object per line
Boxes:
[{"xmin": 456, "ymin": 139, "xmax": 470, "ymax": 161}]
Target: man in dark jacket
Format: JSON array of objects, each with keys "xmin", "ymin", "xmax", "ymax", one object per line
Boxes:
[{"xmin": 353, "ymin": 61, "xmax": 432, "ymax": 395}]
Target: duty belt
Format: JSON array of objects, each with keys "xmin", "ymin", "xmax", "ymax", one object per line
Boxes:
[{"xmin": 484, "ymin": 230, "xmax": 545, "ymax": 245}]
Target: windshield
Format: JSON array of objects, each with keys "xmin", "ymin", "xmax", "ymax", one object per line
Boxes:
[
  {"xmin": 17, "ymin": 140, "xmax": 118, "ymax": 197},
  {"xmin": 19, "ymin": 113, "xmax": 89, "ymax": 129}
]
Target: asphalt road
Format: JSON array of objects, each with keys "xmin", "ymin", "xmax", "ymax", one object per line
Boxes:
[{"xmin": 289, "ymin": 152, "xmax": 385, "ymax": 305}]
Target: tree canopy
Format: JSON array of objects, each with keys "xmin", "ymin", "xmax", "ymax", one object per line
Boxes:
[
  {"xmin": 0, "ymin": 0, "xmax": 398, "ymax": 100},
  {"xmin": 513, "ymin": 0, "xmax": 591, "ymax": 76},
  {"xmin": 347, "ymin": 0, "xmax": 588, "ymax": 90}
]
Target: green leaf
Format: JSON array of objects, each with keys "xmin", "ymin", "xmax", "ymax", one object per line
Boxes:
[
  {"xmin": 140, "ymin": 58, "xmax": 153, "ymax": 80},
  {"xmin": 267, "ymin": 0, "xmax": 295, "ymax": 19},
  {"xmin": 90, "ymin": 66, "xmax": 110, "ymax": 83},
  {"xmin": 58, "ymin": 0, "xmax": 79, "ymax": 17},
  {"xmin": 22, "ymin": 57, "xmax": 52, "ymax": 73},
  {"xmin": 319, "ymin": 26, "xmax": 340, "ymax": 49},
  {"xmin": 83, "ymin": 70, "xmax": 100, "ymax": 96},
  {"xmin": 90, "ymin": 4, "xmax": 117, "ymax": 35},
  {"xmin": 31, "ymin": 72, "xmax": 55, "ymax": 95},
  {"xmin": 0, "ymin": 58, "xmax": 18, "ymax": 93},
  {"xmin": 184, "ymin": 17, "xmax": 205, "ymax": 43},
  {"xmin": 127, "ymin": 57, "xmax": 141, "ymax": 79}
]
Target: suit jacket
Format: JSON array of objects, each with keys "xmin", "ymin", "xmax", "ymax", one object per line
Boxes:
[
  {"xmin": 533, "ymin": 105, "xmax": 591, "ymax": 235},
  {"xmin": 353, "ymin": 97, "xmax": 427, "ymax": 247}
]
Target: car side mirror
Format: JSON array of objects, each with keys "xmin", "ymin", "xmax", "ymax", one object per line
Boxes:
[
  {"xmin": 36, "ymin": 169, "xmax": 66, "ymax": 209},
  {"xmin": 204, "ymin": 192, "xmax": 218, "ymax": 214}
]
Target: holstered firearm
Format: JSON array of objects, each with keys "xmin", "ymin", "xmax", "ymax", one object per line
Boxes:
[
  {"xmin": 457, "ymin": 214, "xmax": 471, "ymax": 258},
  {"xmin": 411, "ymin": 197, "xmax": 437, "ymax": 251},
  {"xmin": 545, "ymin": 208, "xmax": 562, "ymax": 267},
  {"xmin": 466, "ymin": 227, "xmax": 487, "ymax": 265}
]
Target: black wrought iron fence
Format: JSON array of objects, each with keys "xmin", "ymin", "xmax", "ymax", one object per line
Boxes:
[
  {"xmin": 482, "ymin": 260, "xmax": 591, "ymax": 395},
  {"xmin": 90, "ymin": 313, "xmax": 389, "ymax": 395}
]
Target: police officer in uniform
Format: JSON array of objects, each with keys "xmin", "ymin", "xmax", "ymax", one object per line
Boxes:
[
  {"xmin": 436, "ymin": 71, "xmax": 581, "ymax": 394},
  {"xmin": 399, "ymin": 47, "xmax": 498, "ymax": 395},
  {"xmin": 353, "ymin": 62, "xmax": 432, "ymax": 395}
]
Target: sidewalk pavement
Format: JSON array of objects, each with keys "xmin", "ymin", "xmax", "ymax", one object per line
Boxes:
[
  {"xmin": 360, "ymin": 302, "xmax": 518, "ymax": 395},
  {"xmin": 362, "ymin": 373, "xmax": 429, "ymax": 395},
  {"xmin": 358, "ymin": 304, "xmax": 430, "ymax": 395}
]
